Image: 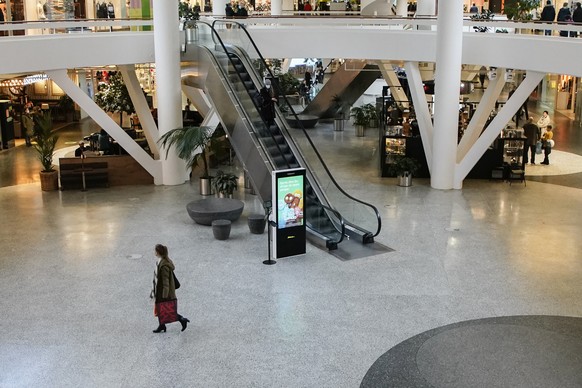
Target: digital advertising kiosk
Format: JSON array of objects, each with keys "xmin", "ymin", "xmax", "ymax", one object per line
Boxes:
[{"xmin": 272, "ymin": 168, "xmax": 306, "ymax": 259}]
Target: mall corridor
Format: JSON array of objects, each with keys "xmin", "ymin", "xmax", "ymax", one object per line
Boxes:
[{"xmin": 1, "ymin": 97, "xmax": 582, "ymax": 386}]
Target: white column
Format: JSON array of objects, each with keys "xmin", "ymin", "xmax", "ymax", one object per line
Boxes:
[
  {"xmin": 153, "ymin": 0, "xmax": 187, "ymax": 185},
  {"xmin": 271, "ymin": 0, "xmax": 283, "ymax": 15},
  {"xmin": 431, "ymin": 0, "xmax": 463, "ymax": 190},
  {"xmin": 416, "ymin": 0, "xmax": 436, "ymax": 16},
  {"xmin": 213, "ymin": 0, "xmax": 227, "ymax": 17},
  {"xmin": 396, "ymin": 0, "xmax": 408, "ymax": 16},
  {"xmin": 78, "ymin": 70, "xmax": 90, "ymax": 120}
]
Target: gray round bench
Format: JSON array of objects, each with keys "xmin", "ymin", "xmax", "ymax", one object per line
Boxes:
[
  {"xmin": 285, "ymin": 114, "xmax": 319, "ymax": 129},
  {"xmin": 186, "ymin": 198, "xmax": 244, "ymax": 226}
]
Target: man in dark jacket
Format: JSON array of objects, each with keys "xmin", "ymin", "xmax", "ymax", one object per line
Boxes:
[
  {"xmin": 541, "ymin": 0, "xmax": 556, "ymax": 35},
  {"xmin": 523, "ymin": 117, "xmax": 540, "ymax": 165},
  {"xmin": 557, "ymin": 2, "xmax": 572, "ymax": 37},
  {"xmin": 572, "ymin": 2, "xmax": 582, "ymax": 37}
]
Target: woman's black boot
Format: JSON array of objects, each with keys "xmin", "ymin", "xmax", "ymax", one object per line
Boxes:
[
  {"xmin": 179, "ymin": 317, "xmax": 190, "ymax": 332},
  {"xmin": 153, "ymin": 324, "xmax": 166, "ymax": 333}
]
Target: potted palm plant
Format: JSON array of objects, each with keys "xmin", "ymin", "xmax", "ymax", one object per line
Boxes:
[
  {"xmin": 32, "ymin": 111, "xmax": 60, "ymax": 191},
  {"xmin": 212, "ymin": 170, "xmax": 238, "ymax": 198},
  {"xmin": 158, "ymin": 126, "xmax": 214, "ymax": 195},
  {"xmin": 388, "ymin": 155, "xmax": 420, "ymax": 187},
  {"xmin": 350, "ymin": 104, "xmax": 368, "ymax": 137},
  {"xmin": 363, "ymin": 103, "xmax": 379, "ymax": 128},
  {"xmin": 58, "ymin": 95, "xmax": 75, "ymax": 122},
  {"xmin": 179, "ymin": 1, "xmax": 200, "ymax": 43}
]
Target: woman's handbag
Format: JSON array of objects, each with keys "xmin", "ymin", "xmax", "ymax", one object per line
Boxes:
[
  {"xmin": 173, "ymin": 272, "xmax": 180, "ymax": 289},
  {"xmin": 535, "ymin": 141, "xmax": 542, "ymax": 154},
  {"xmin": 155, "ymin": 299, "xmax": 178, "ymax": 324}
]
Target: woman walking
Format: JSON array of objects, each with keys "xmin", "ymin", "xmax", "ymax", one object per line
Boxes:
[{"xmin": 150, "ymin": 244, "xmax": 189, "ymax": 333}]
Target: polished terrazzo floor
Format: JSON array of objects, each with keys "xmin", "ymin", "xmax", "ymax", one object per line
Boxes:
[{"xmin": 2, "ymin": 101, "xmax": 582, "ymax": 386}]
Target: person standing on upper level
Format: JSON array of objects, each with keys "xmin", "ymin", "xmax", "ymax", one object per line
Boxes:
[
  {"xmin": 572, "ymin": 2, "xmax": 582, "ymax": 37},
  {"xmin": 541, "ymin": 0, "xmax": 556, "ymax": 36},
  {"xmin": 470, "ymin": 3, "xmax": 479, "ymax": 13},
  {"xmin": 557, "ymin": 2, "xmax": 572, "ymax": 36}
]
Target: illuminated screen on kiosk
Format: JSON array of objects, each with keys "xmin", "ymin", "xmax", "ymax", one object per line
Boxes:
[{"xmin": 276, "ymin": 174, "xmax": 304, "ymax": 229}]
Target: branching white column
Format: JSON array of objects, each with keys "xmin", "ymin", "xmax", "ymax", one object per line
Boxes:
[
  {"xmin": 431, "ymin": 0, "xmax": 463, "ymax": 190},
  {"xmin": 454, "ymin": 71, "xmax": 545, "ymax": 187},
  {"xmin": 46, "ymin": 69, "xmax": 162, "ymax": 183},
  {"xmin": 119, "ymin": 65, "xmax": 160, "ymax": 159},
  {"xmin": 154, "ymin": 0, "xmax": 187, "ymax": 185},
  {"xmin": 182, "ymin": 84, "xmax": 212, "ymax": 118},
  {"xmin": 404, "ymin": 61, "xmax": 433, "ymax": 174}
]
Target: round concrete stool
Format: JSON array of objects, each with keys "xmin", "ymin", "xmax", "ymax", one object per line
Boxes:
[
  {"xmin": 248, "ymin": 214, "xmax": 266, "ymax": 234},
  {"xmin": 212, "ymin": 219, "xmax": 231, "ymax": 240}
]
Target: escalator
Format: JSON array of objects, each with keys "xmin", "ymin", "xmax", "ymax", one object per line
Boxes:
[
  {"xmin": 302, "ymin": 60, "xmax": 381, "ymax": 119},
  {"xmin": 181, "ymin": 21, "xmax": 381, "ymax": 250}
]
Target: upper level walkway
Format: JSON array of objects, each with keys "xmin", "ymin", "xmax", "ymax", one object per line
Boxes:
[{"xmin": 1, "ymin": 16, "xmax": 582, "ymax": 77}]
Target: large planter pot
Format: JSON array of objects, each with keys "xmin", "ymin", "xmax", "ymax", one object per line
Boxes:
[
  {"xmin": 355, "ymin": 124, "xmax": 365, "ymax": 137},
  {"xmin": 186, "ymin": 27, "xmax": 197, "ymax": 43},
  {"xmin": 397, "ymin": 172, "xmax": 412, "ymax": 187},
  {"xmin": 40, "ymin": 170, "xmax": 59, "ymax": 191},
  {"xmin": 333, "ymin": 118, "xmax": 345, "ymax": 131},
  {"xmin": 200, "ymin": 177, "xmax": 213, "ymax": 196}
]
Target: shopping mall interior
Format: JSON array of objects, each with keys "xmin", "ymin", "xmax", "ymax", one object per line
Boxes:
[{"xmin": 1, "ymin": 4, "xmax": 582, "ymax": 388}]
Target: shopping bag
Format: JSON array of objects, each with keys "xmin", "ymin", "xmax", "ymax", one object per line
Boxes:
[
  {"xmin": 535, "ymin": 141, "xmax": 542, "ymax": 154},
  {"xmin": 155, "ymin": 299, "xmax": 178, "ymax": 324}
]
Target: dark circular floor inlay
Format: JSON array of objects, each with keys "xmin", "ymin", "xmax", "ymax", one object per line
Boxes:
[{"xmin": 361, "ymin": 315, "xmax": 582, "ymax": 388}]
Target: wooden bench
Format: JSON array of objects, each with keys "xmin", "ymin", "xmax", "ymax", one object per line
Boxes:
[{"xmin": 60, "ymin": 160, "xmax": 109, "ymax": 190}]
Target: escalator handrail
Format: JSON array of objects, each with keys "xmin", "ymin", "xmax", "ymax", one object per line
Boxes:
[
  {"xmin": 195, "ymin": 20, "xmax": 293, "ymax": 172},
  {"xmin": 316, "ymin": 203, "xmax": 346, "ymax": 245},
  {"xmin": 211, "ymin": 19, "xmax": 382, "ymax": 238}
]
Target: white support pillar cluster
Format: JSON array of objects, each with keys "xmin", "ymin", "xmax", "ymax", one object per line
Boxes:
[
  {"xmin": 46, "ymin": 69, "xmax": 162, "ymax": 183},
  {"xmin": 454, "ymin": 71, "xmax": 545, "ymax": 187},
  {"xmin": 119, "ymin": 65, "xmax": 160, "ymax": 159},
  {"xmin": 431, "ymin": 0, "xmax": 463, "ymax": 190},
  {"xmin": 404, "ymin": 61, "xmax": 434, "ymax": 174},
  {"xmin": 153, "ymin": 0, "xmax": 187, "ymax": 185}
]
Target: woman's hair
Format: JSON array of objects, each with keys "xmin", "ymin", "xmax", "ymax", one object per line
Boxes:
[{"xmin": 155, "ymin": 244, "xmax": 168, "ymax": 259}]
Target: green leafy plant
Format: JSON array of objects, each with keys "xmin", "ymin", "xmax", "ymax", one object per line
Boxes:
[
  {"xmin": 32, "ymin": 111, "xmax": 59, "ymax": 172},
  {"xmin": 158, "ymin": 126, "xmax": 213, "ymax": 178},
  {"xmin": 503, "ymin": 0, "xmax": 538, "ymax": 21},
  {"xmin": 212, "ymin": 170, "xmax": 238, "ymax": 196},
  {"xmin": 179, "ymin": 1, "xmax": 200, "ymax": 27},
  {"xmin": 94, "ymin": 72, "xmax": 135, "ymax": 126},
  {"xmin": 388, "ymin": 156, "xmax": 420, "ymax": 177},
  {"xmin": 278, "ymin": 72, "xmax": 300, "ymax": 95},
  {"xmin": 58, "ymin": 95, "xmax": 74, "ymax": 111},
  {"xmin": 350, "ymin": 105, "xmax": 368, "ymax": 126},
  {"xmin": 363, "ymin": 103, "xmax": 378, "ymax": 122}
]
